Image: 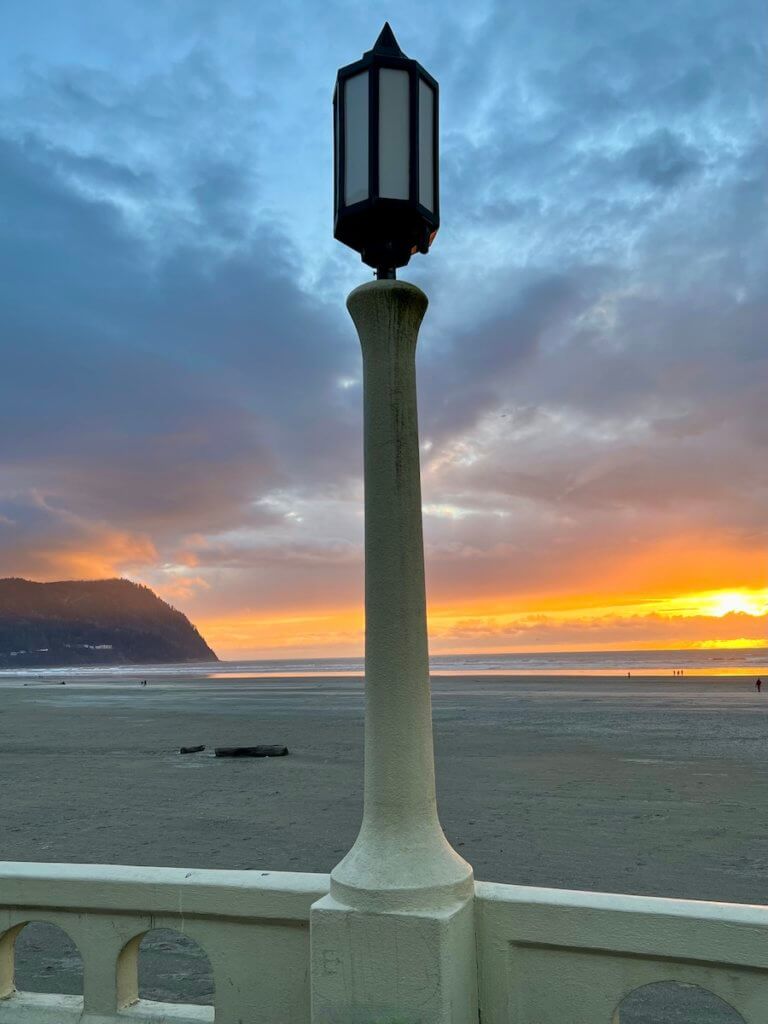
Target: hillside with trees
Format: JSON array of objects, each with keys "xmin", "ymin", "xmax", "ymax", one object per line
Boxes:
[{"xmin": 0, "ymin": 578, "xmax": 217, "ymax": 667}]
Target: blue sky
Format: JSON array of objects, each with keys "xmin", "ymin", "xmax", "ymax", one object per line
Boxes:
[{"xmin": 1, "ymin": 0, "xmax": 765, "ymax": 656}]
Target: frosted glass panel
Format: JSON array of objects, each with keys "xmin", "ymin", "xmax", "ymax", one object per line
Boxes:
[
  {"xmin": 344, "ymin": 72, "xmax": 368, "ymax": 205},
  {"xmin": 379, "ymin": 68, "xmax": 409, "ymax": 199},
  {"xmin": 418, "ymin": 80, "xmax": 435, "ymax": 211},
  {"xmin": 334, "ymin": 92, "xmax": 339, "ymax": 212}
]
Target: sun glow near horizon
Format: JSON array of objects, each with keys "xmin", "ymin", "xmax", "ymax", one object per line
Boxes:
[{"xmin": 696, "ymin": 590, "xmax": 768, "ymax": 618}]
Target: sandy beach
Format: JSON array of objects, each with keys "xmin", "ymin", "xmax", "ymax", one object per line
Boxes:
[{"xmin": 2, "ymin": 671, "xmax": 765, "ymax": 1018}]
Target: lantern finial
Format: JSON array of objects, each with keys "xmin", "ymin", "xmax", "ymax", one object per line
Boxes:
[{"xmin": 369, "ymin": 23, "xmax": 404, "ymax": 57}]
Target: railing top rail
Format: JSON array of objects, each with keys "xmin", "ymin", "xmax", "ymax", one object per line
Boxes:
[
  {"xmin": 475, "ymin": 880, "xmax": 768, "ymax": 926},
  {"xmin": 4, "ymin": 865, "xmax": 767, "ymax": 931},
  {"xmin": 0, "ymin": 862, "xmax": 330, "ymax": 922}
]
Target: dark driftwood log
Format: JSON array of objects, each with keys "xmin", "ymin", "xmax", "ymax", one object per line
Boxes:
[
  {"xmin": 179, "ymin": 745, "xmax": 206, "ymax": 754},
  {"xmin": 214, "ymin": 746, "xmax": 289, "ymax": 758}
]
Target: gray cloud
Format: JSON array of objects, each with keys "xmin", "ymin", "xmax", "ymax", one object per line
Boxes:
[
  {"xmin": 0, "ymin": 114, "xmax": 357, "ymax": 567},
  {"xmin": 622, "ymin": 129, "xmax": 703, "ymax": 188}
]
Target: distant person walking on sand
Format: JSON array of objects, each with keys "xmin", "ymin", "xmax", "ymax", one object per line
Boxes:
[{"xmin": 756, "ymin": 678, "xmax": 762, "ymax": 693}]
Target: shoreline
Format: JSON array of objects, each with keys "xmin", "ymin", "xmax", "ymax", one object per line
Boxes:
[
  {"xmin": 1, "ymin": 643, "xmax": 766, "ymax": 683},
  {"xmin": 1, "ymin": 669, "xmax": 766, "ymax": 686}
]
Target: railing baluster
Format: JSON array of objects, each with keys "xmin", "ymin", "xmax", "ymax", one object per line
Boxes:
[{"xmin": 76, "ymin": 922, "xmax": 126, "ymax": 1016}]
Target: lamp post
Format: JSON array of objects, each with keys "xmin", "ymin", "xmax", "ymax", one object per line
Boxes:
[{"xmin": 310, "ymin": 25, "xmax": 478, "ymax": 1024}]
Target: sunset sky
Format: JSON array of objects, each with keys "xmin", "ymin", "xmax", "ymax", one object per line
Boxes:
[{"xmin": 1, "ymin": 1, "xmax": 765, "ymax": 658}]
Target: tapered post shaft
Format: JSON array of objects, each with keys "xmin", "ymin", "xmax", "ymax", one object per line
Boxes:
[{"xmin": 330, "ymin": 279, "xmax": 471, "ymax": 909}]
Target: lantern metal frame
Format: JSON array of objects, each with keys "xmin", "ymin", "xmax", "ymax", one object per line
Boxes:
[{"xmin": 333, "ymin": 24, "xmax": 439, "ymax": 277}]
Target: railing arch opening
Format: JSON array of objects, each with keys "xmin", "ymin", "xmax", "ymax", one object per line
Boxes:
[
  {"xmin": 121, "ymin": 928, "xmax": 214, "ymax": 1007},
  {"xmin": 613, "ymin": 980, "xmax": 746, "ymax": 1023},
  {"xmin": 3, "ymin": 921, "xmax": 83, "ymax": 997}
]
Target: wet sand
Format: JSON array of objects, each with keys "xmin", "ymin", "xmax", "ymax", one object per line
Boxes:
[{"xmin": 1, "ymin": 672, "xmax": 765, "ymax": 1018}]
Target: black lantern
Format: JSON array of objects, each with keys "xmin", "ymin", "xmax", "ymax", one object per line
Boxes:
[{"xmin": 333, "ymin": 23, "xmax": 439, "ymax": 278}]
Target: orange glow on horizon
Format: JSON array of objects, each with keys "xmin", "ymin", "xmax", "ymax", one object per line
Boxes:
[
  {"xmin": 697, "ymin": 638, "xmax": 768, "ymax": 650},
  {"xmin": 195, "ymin": 586, "xmax": 767, "ymax": 660},
  {"xmin": 196, "ymin": 608, "xmax": 366, "ymax": 659}
]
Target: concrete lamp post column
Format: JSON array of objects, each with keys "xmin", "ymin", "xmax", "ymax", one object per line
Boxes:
[{"xmin": 311, "ymin": 280, "xmax": 478, "ymax": 1024}]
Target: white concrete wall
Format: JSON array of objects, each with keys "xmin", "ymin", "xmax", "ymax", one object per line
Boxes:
[{"xmin": 2, "ymin": 863, "xmax": 767, "ymax": 1023}]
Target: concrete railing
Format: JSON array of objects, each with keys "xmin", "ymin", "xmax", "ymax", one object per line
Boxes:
[
  {"xmin": 0, "ymin": 863, "xmax": 328, "ymax": 1024},
  {"xmin": 475, "ymin": 881, "xmax": 768, "ymax": 1023},
  {"xmin": 3, "ymin": 863, "xmax": 768, "ymax": 1023}
]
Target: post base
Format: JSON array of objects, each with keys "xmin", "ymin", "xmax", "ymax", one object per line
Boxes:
[{"xmin": 310, "ymin": 892, "xmax": 478, "ymax": 1024}]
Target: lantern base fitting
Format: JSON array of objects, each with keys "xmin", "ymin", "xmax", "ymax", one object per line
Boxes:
[
  {"xmin": 335, "ymin": 199, "xmax": 436, "ymax": 273},
  {"xmin": 375, "ymin": 266, "xmax": 396, "ymax": 280}
]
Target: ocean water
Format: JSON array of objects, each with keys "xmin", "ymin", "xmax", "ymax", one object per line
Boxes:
[{"xmin": 0, "ymin": 647, "xmax": 766, "ymax": 679}]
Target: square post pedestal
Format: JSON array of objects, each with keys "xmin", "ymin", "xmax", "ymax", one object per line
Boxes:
[{"xmin": 311, "ymin": 893, "xmax": 477, "ymax": 1024}]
